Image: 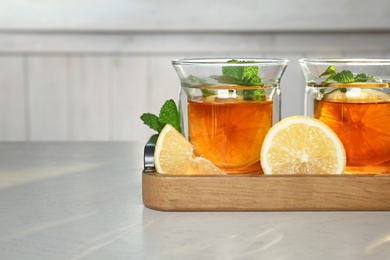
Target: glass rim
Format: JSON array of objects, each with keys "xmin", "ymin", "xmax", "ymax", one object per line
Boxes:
[
  {"xmin": 299, "ymin": 58, "xmax": 390, "ymax": 65},
  {"xmin": 172, "ymin": 58, "xmax": 289, "ymax": 66}
]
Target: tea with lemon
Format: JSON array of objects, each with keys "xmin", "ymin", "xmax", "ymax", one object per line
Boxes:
[
  {"xmin": 174, "ymin": 58, "xmax": 287, "ymax": 174},
  {"xmin": 314, "ymin": 86, "xmax": 390, "ymax": 173},
  {"xmin": 188, "ymin": 96, "xmax": 272, "ymax": 174}
]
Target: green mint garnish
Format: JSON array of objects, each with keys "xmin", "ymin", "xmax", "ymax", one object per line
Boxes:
[
  {"xmin": 354, "ymin": 73, "xmax": 376, "ymax": 82},
  {"xmin": 184, "ymin": 75, "xmax": 208, "ymax": 85},
  {"xmin": 158, "ymin": 99, "xmax": 180, "ymax": 131},
  {"xmin": 201, "ymin": 89, "xmax": 217, "ymax": 97},
  {"xmin": 140, "ymin": 113, "xmax": 164, "ymax": 133},
  {"xmin": 183, "ymin": 75, "xmax": 217, "ymax": 97},
  {"xmin": 320, "ymin": 87, "xmax": 347, "ymax": 95},
  {"xmin": 320, "ymin": 66, "xmax": 379, "ymax": 83},
  {"xmin": 185, "ymin": 59, "xmax": 266, "ymax": 101},
  {"xmin": 222, "ymin": 60, "xmax": 245, "ymax": 80},
  {"xmin": 211, "ymin": 59, "xmax": 262, "ymax": 86},
  {"xmin": 220, "ymin": 59, "xmax": 262, "ymax": 86},
  {"xmin": 222, "ymin": 60, "xmax": 264, "ymax": 100},
  {"xmin": 238, "ymin": 89, "xmax": 266, "ymax": 101},
  {"xmin": 210, "ymin": 59, "xmax": 264, "ymax": 101},
  {"xmin": 319, "ymin": 65, "xmax": 336, "ymax": 78},
  {"xmin": 333, "ymin": 70, "xmax": 354, "ymax": 83},
  {"xmin": 140, "ymin": 99, "xmax": 180, "ymax": 133}
]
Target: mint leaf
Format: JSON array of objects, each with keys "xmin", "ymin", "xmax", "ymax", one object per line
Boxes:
[
  {"xmin": 320, "ymin": 66, "xmax": 378, "ymax": 84},
  {"xmin": 213, "ymin": 59, "xmax": 264, "ymax": 100},
  {"xmin": 334, "ymin": 70, "xmax": 354, "ymax": 83},
  {"xmin": 140, "ymin": 113, "xmax": 164, "ymax": 132},
  {"xmin": 319, "ymin": 65, "xmax": 336, "ymax": 78},
  {"xmin": 183, "ymin": 75, "xmax": 208, "ymax": 86},
  {"xmin": 354, "ymin": 73, "xmax": 377, "ymax": 82},
  {"xmin": 219, "ymin": 59, "xmax": 262, "ymax": 86},
  {"xmin": 319, "ymin": 65, "xmax": 337, "ymax": 82},
  {"xmin": 238, "ymin": 89, "xmax": 266, "ymax": 101},
  {"xmin": 222, "ymin": 66, "xmax": 244, "ymax": 80},
  {"xmin": 320, "ymin": 87, "xmax": 347, "ymax": 99},
  {"xmin": 201, "ymin": 89, "xmax": 217, "ymax": 97},
  {"xmin": 182, "ymin": 75, "xmax": 217, "ymax": 97},
  {"xmin": 140, "ymin": 99, "xmax": 180, "ymax": 133},
  {"xmin": 242, "ymin": 66, "xmax": 261, "ymax": 85},
  {"xmin": 354, "ymin": 73, "xmax": 369, "ymax": 82},
  {"xmin": 158, "ymin": 99, "xmax": 180, "ymax": 132}
]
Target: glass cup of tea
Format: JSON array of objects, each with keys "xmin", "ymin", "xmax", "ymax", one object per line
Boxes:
[
  {"xmin": 299, "ymin": 58, "xmax": 390, "ymax": 174},
  {"xmin": 172, "ymin": 58, "xmax": 288, "ymax": 174}
]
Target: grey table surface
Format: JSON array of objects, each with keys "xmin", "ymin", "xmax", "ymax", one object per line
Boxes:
[{"xmin": 0, "ymin": 142, "xmax": 390, "ymax": 260}]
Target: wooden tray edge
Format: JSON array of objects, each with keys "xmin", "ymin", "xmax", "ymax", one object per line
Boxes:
[{"xmin": 142, "ymin": 172, "xmax": 390, "ymax": 211}]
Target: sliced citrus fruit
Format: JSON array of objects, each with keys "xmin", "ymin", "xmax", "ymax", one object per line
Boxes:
[
  {"xmin": 188, "ymin": 99, "xmax": 272, "ymax": 171},
  {"xmin": 260, "ymin": 116, "xmax": 346, "ymax": 175},
  {"xmin": 154, "ymin": 124, "xmax": 225, "ymax": 175},
  {"xmin": 316, "ymin": 88, "xmax": 390, "ymax": 166},
  {"xmin": 328, "ymin": 82, "xmax": 388, "ymax": 88},
  {"xmin": 324, "ymin": 87, "xmax": 388, "ymax": 103}
]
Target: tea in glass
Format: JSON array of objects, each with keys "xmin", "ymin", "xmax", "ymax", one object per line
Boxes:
[
  {"xmin": 300, "ymin": 59, "xmax": 390, "ymax": 174},
  {"xmin": 173, "ymin": 58, "xmax": 288, "ymax": 174}
]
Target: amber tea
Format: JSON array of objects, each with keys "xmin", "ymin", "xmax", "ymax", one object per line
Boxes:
[
  {"xmin": 188, "ymin": 96, "xmax": 272, "ymax": 174},
  {"xmin": 315, "ymin": 93, "xmax": 390, "ymax": 173},
  {"xmin": 301, "ymin": 58, "xmax": 390, "ymax": 174}
]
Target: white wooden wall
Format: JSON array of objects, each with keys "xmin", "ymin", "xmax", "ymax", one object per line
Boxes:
[{"xmin": 1, "ymin": 0, "xmax": 390, "ymax": 141}]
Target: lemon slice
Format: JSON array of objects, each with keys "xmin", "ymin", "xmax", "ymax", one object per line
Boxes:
[
  {"xmin": 328, "ymin": 82, "xmax": 388, "ymax": 88},
  {"xmin": 260, "ymin": 116, "xmax": 346, "ymax": 175},
  {"xmin": 324, "ymin": 88, "xmax": 388, "ymax": 103},
  {"xmin": 154, "ymin": 124, "xmax": 225, "ymax": 175}
]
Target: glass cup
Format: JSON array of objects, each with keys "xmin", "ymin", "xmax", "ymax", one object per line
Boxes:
[
  {"xmin": 299, "ymin": 58, "xmax": 390, "ymax": 174},
  {"xmin": 172, "ymin": 58, "xmax": 288, "ymax": 174}
]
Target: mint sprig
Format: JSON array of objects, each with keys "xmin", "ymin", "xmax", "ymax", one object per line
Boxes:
[
  {"xmin": 140, "ymin": 99, "xmax": 180, "ymax": 133},
  {"xmin": 238, "ymin": 89, "xmax": 266, "ymax": 101},
  {"xmin": 354, "ymin": 73, "xmax": 376, "ymax": 82},
  {"xmin": 320, "ymin": 66, "xmax": 378, "ymax": 83},
  {"xmin": 212, "ymin": 59, "xmax": 265, "ymax": 100},
  {"xmin": 333, "ymin": 70, "xmax": 354, "ymax": 83},
  {"xmin": 215, "ymin": 59, "xmax": 262, "ymax": 86},
  {"xmin": 183, "ymin": 59, "xmax": 266, "ymax": 101},
  {"xmin": 140, "ymin": 113, "xmax": 164, "ymax": 133}
]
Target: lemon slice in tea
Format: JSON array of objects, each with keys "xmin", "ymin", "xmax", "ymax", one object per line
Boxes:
[
  {"xmin": 188, "ymin": 99, "xmax": 272, "ymax": 169},
  {"xmin": 324, "ymin": 84, "xmax": 388, "ymax": 103},
  {"xmin": 316, "ymin": 84, "xmax": 390, "ymax": 166}
]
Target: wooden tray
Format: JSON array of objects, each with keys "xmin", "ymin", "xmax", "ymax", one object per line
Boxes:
[
  {"xmin": 142, "ymin": 172, "xmax": 390, "ymax": 211},
  {"xmin": 142, "ymin": 135, "xmax": 390, "ymax": 211}
]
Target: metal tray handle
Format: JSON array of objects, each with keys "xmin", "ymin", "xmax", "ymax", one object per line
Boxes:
[{"xmin": 143, "ymin": 134, "xmax": 158, "ymax": 173}]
